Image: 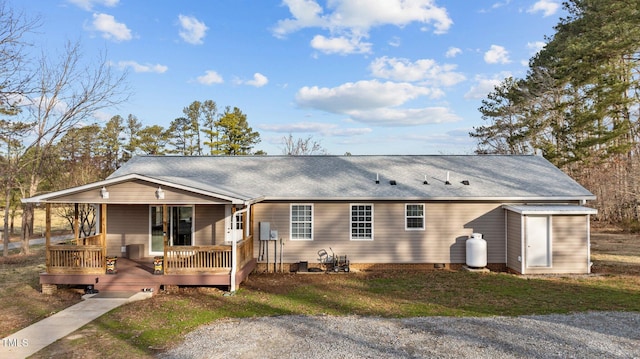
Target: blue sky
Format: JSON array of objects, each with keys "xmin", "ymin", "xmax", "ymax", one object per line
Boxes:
[{"xmin": 18, "ymin": 0, "xmax": 565, "ymax": 155}]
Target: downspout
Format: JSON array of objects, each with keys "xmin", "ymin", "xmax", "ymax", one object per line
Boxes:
[
  {"xmin": 230, "ymin": 204, "xmax": 250, "ymax": 292},
  {"xmin": 520, "ymin": 215, "xmax": 525, "ymax": 274},
  {"xmin": 587, "ymin": 214, "xmax": 592, "ymax": 274},
  {"xmin": 504, "ymin": 209, "xmax": 507, "ymax": 269}
]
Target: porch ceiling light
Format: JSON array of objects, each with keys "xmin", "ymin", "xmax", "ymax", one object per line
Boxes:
[
  {"xmin": 100, "ymin": 186, "xmax": 109, "ymax": 199},
  {"xmin": 155, "ymin": 186, "xmax": 165, "ymax": 200}
]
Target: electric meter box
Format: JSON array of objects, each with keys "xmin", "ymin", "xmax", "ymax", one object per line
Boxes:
[{"xmin": 260, "ymin": 222, "xmax": 270, "ymax": 241}]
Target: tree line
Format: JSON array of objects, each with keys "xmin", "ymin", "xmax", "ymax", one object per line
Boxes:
[
  {"xmin": 77, "ymin": 102, "xmax": 262, "ymax": 177},
  {"xmin": 0, "ymin": 1, "xmax": 266, "ymax": 255},
  {"xmin": 470, "ymin": 0, "xmax": 640, "ymax": 228}
]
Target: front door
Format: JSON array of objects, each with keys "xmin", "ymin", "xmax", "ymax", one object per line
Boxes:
[
  {"xmin": 150, "ymin": 206, "xmax": 193, "ymax": 255},
  {"xmin": 526, "ymin": 215, "xmax": 551, "ymax": 267},
  {"xmin": 225, "ymin": 205, "xmax": 244, "ymax": 244}
]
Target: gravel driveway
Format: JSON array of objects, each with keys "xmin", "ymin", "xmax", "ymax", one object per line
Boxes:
[{"xmin": 159, "ymin": 311, "xmax": 640, "ymax": 358}]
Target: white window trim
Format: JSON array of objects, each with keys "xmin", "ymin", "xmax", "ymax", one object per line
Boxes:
[
  {"xmin": 290, "ymin": 204, "xmax": 314, "ymax": 241},
  {"xmin": 405, "ymin": 203, "xmax": 425, "ymax": 231},
  {"xmin": 350, "ymin": 203, "xmax": 374, "ymax": 241}
]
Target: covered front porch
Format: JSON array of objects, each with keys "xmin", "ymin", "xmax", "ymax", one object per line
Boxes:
[{"xmin": 27, "ymin": 175, "xmax": 262, "ymax": 293}]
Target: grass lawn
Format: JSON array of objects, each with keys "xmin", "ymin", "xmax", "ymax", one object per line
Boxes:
[{"xmin": 1, "ymin": 231, "xmax": 638, "ymax": 358}]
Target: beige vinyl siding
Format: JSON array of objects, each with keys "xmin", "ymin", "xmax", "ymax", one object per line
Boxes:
[
  {"xmin": 49, "ymin": 179, "xmax": 230, "ymax": 204},
  {"xmin": 105, "ymin": 204, "xmax": 227, "ymax": 256},
  {"xmin": 425, "ymin": 203, "xmax": 505, "ymax": 264},
  {"xmin": 524, "ymin": 215, "xmax": 589, "ymax": 274},
  {"xmin": 105, "ymin": 204, "xmax": 149, "ymax": 256},
  {"xmin": 252, "ymin": 201, "xmax": 506, "ymax": 265},
  {"xmin": 194, "ymin": 205, "xmax": 225, "ymax": 245},
  {"xmin": 506, "ymin": 210, "xmax": 523, "ymax": 273}
]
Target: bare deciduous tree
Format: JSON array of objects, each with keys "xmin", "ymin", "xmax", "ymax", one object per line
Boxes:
[
  {"xmin": 281, "ymin": 133, "xmax": 328, "ymax": 155},
  {"xmin": 0, "ymin": 1, "xmax": 39, "ymax": 107},
  {"xmin": 17, "ymin": 40, "xmax": 129, "ymax": 254}
]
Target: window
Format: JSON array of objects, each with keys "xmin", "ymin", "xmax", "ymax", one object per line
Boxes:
[
  {"xmin": 405, "ymin": 204, "xmax": 425, "ymax": 230},
  {"xmin": 351, "ymin": 204, "xmax": 373, "ymax": 240},
  {"xmin": 291, "ymin": 204, "xmax": 313, "ymax": 240}
]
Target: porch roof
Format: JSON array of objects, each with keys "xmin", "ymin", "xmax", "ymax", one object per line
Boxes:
[{"xmin": 22, "ymin": 173, "xmax": 258, "ymax": 204}]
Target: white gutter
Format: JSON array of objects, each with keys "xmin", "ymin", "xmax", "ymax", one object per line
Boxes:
[
  {"xmin": 262, "ymin": 196, "xmax": 597, "ymax": 202},
  {"xmin": 230, "ymin": 204, "xmax": 250, "ymax": 292}
]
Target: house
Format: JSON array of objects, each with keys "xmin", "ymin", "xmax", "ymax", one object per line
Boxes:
[{"xmin": 24, "ymin": 155, "xmax": 597, "ymax": 293}]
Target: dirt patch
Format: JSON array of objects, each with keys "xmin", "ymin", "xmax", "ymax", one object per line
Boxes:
[
  {"xmin": 0, "ymin": 247, "xmax": 82, "ymax": 338},
  {"xmin": 591, "ymin": 232, "xmax": 640, "ymax": 275}
]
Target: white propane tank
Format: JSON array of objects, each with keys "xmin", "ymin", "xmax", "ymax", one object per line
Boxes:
[{"xmin": 466, "ymin": 233, "xmax": 487, "ymax": 268}]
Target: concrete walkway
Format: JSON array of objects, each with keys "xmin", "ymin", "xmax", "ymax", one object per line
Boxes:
[
  {"xmin": 5, "ymin": 234, "xmax": 71, "ymax": 251},
  {"xmin": 0, "ymin": 291, "xmax": 152, "ymax": 359}
]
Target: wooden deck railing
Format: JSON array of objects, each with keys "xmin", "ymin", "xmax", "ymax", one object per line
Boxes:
[
  {"xmin": 45, "ymin": 235, "xmax": 255, "ymax": 276},
  {"xmin": 47, "ymin": 245, "xmax": 105, "ymax": 274},
  {"xmin": 165, "ymin": 245, "xmax": 230, "ymax": 274},
  {"xmin": 238, "ymin": 235, "xmax": 253, "ymax": 268},
  {"xmin": 164, "ymin": 237, "xmax": 254, "ymax": 274},
  {"xmin": 63, "ymin": 234, "xmax": 102, "ymax": 246}
]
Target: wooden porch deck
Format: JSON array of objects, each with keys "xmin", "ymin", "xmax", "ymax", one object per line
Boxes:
[{"xmin": 40, "ymin": 257, "xmax": 257, "ymax": 293}]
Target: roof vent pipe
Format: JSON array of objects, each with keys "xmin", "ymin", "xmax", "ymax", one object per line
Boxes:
[
  {"xmin": 390, "ymin": 180, "xmax": 397, "ymax": 185},
  {"xmin": 445, "ymin": 171, "xmax": 451, "ymax": 185},
  {"xmin": 423, "ymin": 175, "xmax": 429, "ymax": 185},
  {"xmin": 375, "ymin": 173, "xmax": 380, "ymax": 184}
]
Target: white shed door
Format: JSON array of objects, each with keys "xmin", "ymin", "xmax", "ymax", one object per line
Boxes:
[{"xmin": 526, "ymin": 215, "xmax": 551, "ymax": 267}]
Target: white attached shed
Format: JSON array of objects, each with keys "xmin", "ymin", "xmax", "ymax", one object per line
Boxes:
[{"xmin": 504, "ymin": 205, "xmax": 598, "ymax": 274}]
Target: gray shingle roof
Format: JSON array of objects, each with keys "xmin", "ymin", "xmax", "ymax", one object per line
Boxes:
[{"xmin": 108, "ymin": 155, "xmax": 594, "ymax": 202}]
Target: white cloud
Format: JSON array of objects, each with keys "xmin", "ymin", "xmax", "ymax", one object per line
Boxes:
[
  {"xmin": 464, "ymin": 73, "xmax": 511, "ymax": 99},
  {"xmin": 484, "ymin": 45, "xmax": 510, "ymax": 64},
  {"xmin": 273, "ymin": 0, "xmax": 325, "ymax": 37},
  {"xmin": 273, "ymin": 0, "xmax": 452, "ymax": 54},
  {"xmin": 113, "ymin": 61, "xmax": 168, "ymax": 73},
  {"xmin": 178, "ymin": 15, "xmax": 208, "ymax": 45},
  {"xmin": 244, "ymin": 73, "xmax": 269, "ymax": 87},
  {"xmin": 296, "ymin": 80, "xmax": 435, "ymax": 113},
  {"xmin": 260, "ymin": 122, "xmax": 372, "ymax": 136},
  {"xmin": 90, "ymin": 13, "xmax": 132, "ymax": 42},
  {"xmin": 196, "ymin": 70, "xmax": 223, "ymax": 85},
  {"xmin": 295, "ymin": 80, "xmax": 459, "ymax": 126},
  {"xmin": 388, "ymin": 36, "xmax": 401, "ymax": 47},
  {"xmin": 369, "ymin": 56, "xmax": 465, "ymax": 87},
  {"xmin": 68, "ymin": 0, "xmax": 119, "ymax": 11},
  {"xmin": 92, "ymin": 110, "xmax": 113, "ymax": 123},
  {"xmin": 528, "ymin": 0, "xmax": 560, "ymax": 17},
  {"xmin": 491, "ymin": 0, "xmax": 511, "ymax": 9},
  {"xmin": 347, "ymin": 107, "xmax": 460, "ymax": 126},
  {"xmin": 527, "ymin": 41, "xmax": 546, "ymax": 54},
  {"xmin": 445, "ymin": 47, "xmax": 462, "ymax": 58},
  {"xmin": 405, "ymin": 128, "xmax": 476, "ymax": 145},
  {"xmin": 310, "ymin": 35, "xmax": 372, "ymax": 55}
]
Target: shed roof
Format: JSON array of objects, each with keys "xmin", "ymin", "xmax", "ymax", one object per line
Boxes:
[{"xmin": 106, "ymin": 155, "xmax": 595, "ymax": 202}]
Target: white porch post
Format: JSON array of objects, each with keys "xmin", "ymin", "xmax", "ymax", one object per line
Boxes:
[{"xmin": 230, "ymin": 205, "xmax": 250, "ymax": 292}]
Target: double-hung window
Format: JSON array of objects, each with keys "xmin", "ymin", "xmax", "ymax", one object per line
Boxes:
[
  {"xmin": 405, "ymin": 204, "xmax": 425, "ymax": 230},
  {"xmin": 351, "ymin": 204, "xmax": 373, "ymax": 240},
  {"xmin": 291, "ymin": 204, "xmax": 313, "ymax": 240}
]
